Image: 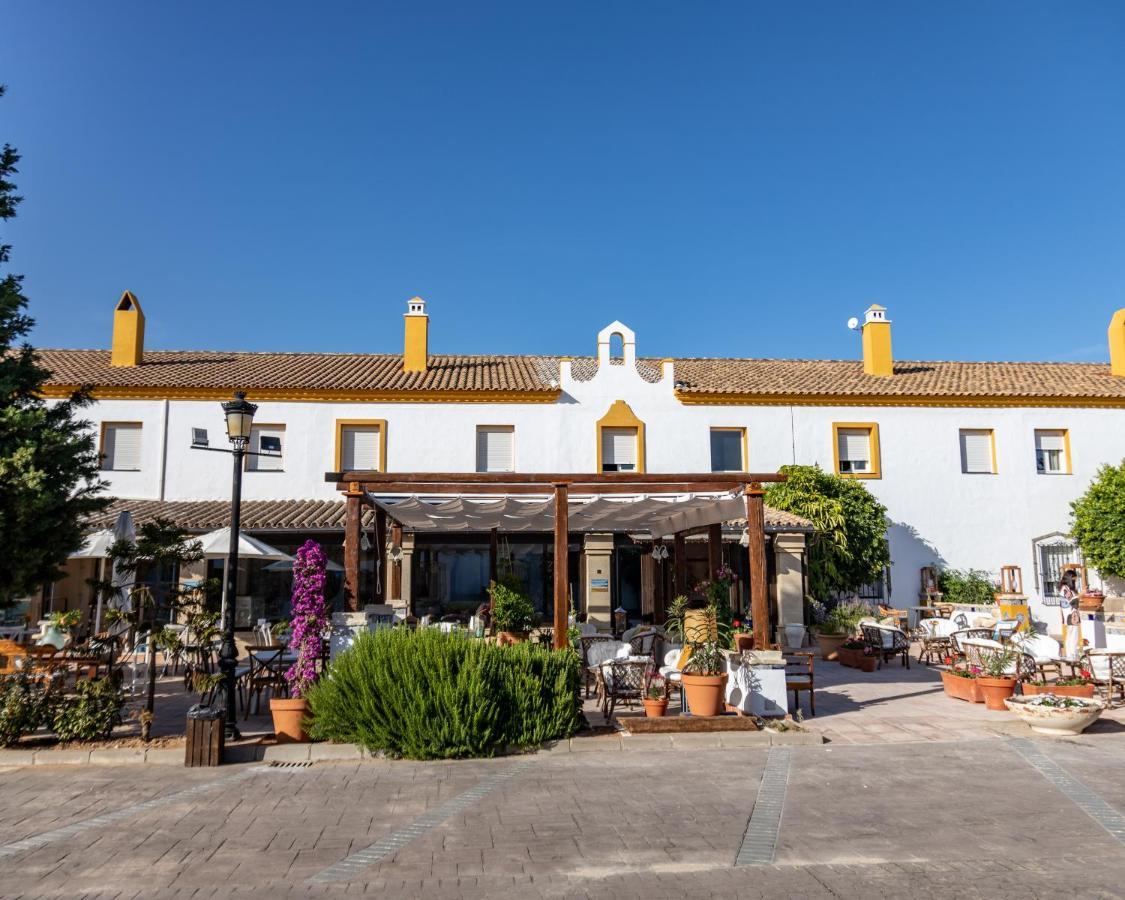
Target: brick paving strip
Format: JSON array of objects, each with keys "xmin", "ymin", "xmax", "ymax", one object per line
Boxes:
[
  {"xmin": 1009, "ymin": 738, "xmax": 1125, "ymax": 846},
  {"xmin": 0, "ymin": 766, "xmax": 262, "ymax": 860},
  {"xmin": 308, "ymin": 758, "xmax": 536, "ymax": 884},
  {"xmin": 734, "ymin": 746, "xmax": 792, "ymax": 867}
]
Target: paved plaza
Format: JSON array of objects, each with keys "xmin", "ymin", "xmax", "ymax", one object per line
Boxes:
[{"xmin": 3, "ymin": 727, "xmax": 1125, "ymax": 899}]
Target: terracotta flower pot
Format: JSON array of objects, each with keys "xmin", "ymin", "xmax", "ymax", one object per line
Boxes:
[
  {"xmin": 816, "ymin": 633, "xmax": 847, "ymax": 662},
  {"xmin": 837, "ymin": 647, "xmax": 856, "ymax": 668},
  {"xmin": 643, "ymin": 698, "xmax": 668, "ymax": 718},
  {"xmin": 940, "ymin": 669, "xmax": 982, "ymax": 703},
  {"xmin": 681, "ymin": 673, "xmax": 726, "ymax": 717},
  {"xmin": 496, "ymin": 631, "xmax": 528, "ymax": 646},
  {"xmin": 977, "ymin": 676, "xmax": 1017, "ymax": 711},
  {"xmin": 1021, "ymin": 682, "xmax": 1096, "ymax": 699},
  {"xmin": 270, "ymin": 697, "xmax": 311, "ymax": 743},
  {"xmin": 856, "ymin": 654, "xmax": 877, "ymax": 673}
]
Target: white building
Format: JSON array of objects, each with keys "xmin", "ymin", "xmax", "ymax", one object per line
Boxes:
[{"xmin": 35, "ymin": 293, "xmax": 1125, "ymax": 635}]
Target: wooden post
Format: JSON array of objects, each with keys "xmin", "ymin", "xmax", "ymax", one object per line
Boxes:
[
  {"xmin": 744, "ymin": 484, "xmax": 769, "ymax": 649},
  {"xmin": 553, "ymin": 483, "xmax": 569, "ymax": 650},
  {"xmin": 707, "ymin": 523, "xmax": 722, "ymax": 578},
  {"xmin": 673, "ymin": 531, "xmax": 687, "ymax": 597},
  {"xmin": 374, "ymin": 506, "xmax": 387, "ymax": 601},
  {"xmin": 489, "ymin": 528, "xmax": 499, "ymax": 585},
  {"xmin": 344, "ymin": 485, "xmax": 362, "ymax": 612},
  {"xmin": 389, "ymin": 523, "xmax": 402, "ymax": 602}
]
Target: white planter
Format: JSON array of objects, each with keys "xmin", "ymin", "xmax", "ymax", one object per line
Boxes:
[
  {"xmin": 1004, "ymin": 695, "xmax": 1104, "ymax": 736},
  {"xmin": 784, "ymin": 623, "xmax": 806, "ymax": 648}
]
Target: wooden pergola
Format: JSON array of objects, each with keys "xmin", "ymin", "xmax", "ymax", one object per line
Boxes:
[{"xmin": 325, "ymin": 471, "xmax": 787, "ymax": 650}]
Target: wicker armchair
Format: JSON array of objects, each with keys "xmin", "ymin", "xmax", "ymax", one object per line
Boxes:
[
  {"xmin": 598, "ymin": 659, "xmax": 649, "ymax": 721},
  {"xmin": 1082, "ymin": 650, "xmax": 1125, "ymax": 707},
  {"xmin": 579, "ymin": 635, "xmax": 615, "ymax": 699},
  {"xmin": 859, "ymin": 623, "xmax": 910, "ymax": 669},
  {"xmin": 949, "ymin": 628, "xmax": 994, "ymax": 668}
]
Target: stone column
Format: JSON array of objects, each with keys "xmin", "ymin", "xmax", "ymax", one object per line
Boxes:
[
  {"xmin": 583, "ymin": 533, "xmax": 615, "ymax": 630},
  {"xmin": 398, "ymin": 533, "xmax": 415, "ymax": 617},
  {"xmin": 773, "ymin": 532, "xmax": 807, "ymax": 639}
]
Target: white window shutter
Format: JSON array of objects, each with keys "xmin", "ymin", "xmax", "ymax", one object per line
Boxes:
[
  {"xmin": 960, "ymin": 430, "xmax": 993, "ymax": 473},
  {"xmin": 342, "ymin": 426, "xmax": 380, "ymax": 471},
  {"xmin": 602, "ymin": 428, "xmax": 637, "ymax": 470},
  {"xmin": 1036, "ymin": 431, "xmax": 1065, "ymax": 453},
  {"xmin": 103, "ymin": 424, "xmax": 142, "ymax": 471},
  {"xmin": 837, "ymin": 429, "xmax": 870, "ymax": 469},
  {"xmin": 476, "ymin": 427, "xmax": 514, "ymax": 473}
]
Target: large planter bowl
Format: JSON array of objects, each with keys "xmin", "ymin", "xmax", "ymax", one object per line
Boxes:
[
  {"xmin": 977, "ymin": 676, "xmax": 1017, "ymax": 711},
  {"xmin": 1004, "ymin": 695, "xmax": 1105, "ymax": 735},
  {"xmin": 270, "ymin": 697, "xmax": 310, "ymax": 743},
  {"xmin": 940, "ymin": 669, "xmax": 982, "ymax": 703},
  {"xmin": 815, "ymin": 632, "xmax": 847, "ymax": 662},
  {"xmin": 681, "ymin": 673, "xmax": 726, "ymax": 717},
  {"xmin": 1021, "ymin": 682, "xmax": 1096, "ymax": 699}
]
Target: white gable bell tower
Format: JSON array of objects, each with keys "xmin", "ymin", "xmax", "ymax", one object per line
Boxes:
[{"xmin": 596, "ymin": 321, "xmax": 637, "ymax": 368}]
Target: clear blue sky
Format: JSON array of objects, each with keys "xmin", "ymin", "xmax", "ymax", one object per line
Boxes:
[{"xmin": 4, "ymin": 1, "xmax": 1124, "ymax": 362}]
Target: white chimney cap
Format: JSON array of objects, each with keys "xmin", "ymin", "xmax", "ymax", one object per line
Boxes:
[{"xmin": 407, "ymin": 297, "xmax": 427, "ymax": 316}]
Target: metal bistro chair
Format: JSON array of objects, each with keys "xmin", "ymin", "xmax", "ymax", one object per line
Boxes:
[
  {"xmin": 859, "ymin": 623, "xmax": 911, "ymax": 669},
  {"xmin": 578, "ymin": 634, "xmax": 614, "ymax": 699},
  {"xmin": 245, "ymin": 645, "xmax": 289, "ymax": 718},
  {"xmin": 599, "ymin": 659, "xmax": 649, "ymax": 721},
  {"xmin": 914, "ymin": 618, "xmax": 953, "ymax": 666}
]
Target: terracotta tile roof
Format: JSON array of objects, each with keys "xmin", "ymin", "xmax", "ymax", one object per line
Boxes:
[
  {"xmin": 37, "ymin": 350, "xmax": 560, "ymax": 395},
  {"xmin": 36, "ymin": 348, "xmax": 1124, "ymax": 403},
  {"xmin": 87, "ymin": 498, "xmax": 809, "ymax": 533},
  {"xmin": 670, "ymin": 358, "xmax": 1125, "ymax": 401}
]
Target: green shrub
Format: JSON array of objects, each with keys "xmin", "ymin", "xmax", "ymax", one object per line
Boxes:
[
  {"xmin": 937, "ymin": 568, "xmax": 996, "ymax": 606},
  {"xmin": 0, "ymin": 671, "xmax": 54, "ymax": 746},
  {"xmin": 51, "ymin": 678, "xmax": 124, "ymax": 742},
  {"xmin": 1070, "ymin": 460, "xmax": 1125, "ymax": 579},
  {"xmin": 306, "ymin": 628, "xmax": 582, "ymax": 759},
  {"xmin": 489, "ymin": 582, "xmax": 536, "ymax": 633}
]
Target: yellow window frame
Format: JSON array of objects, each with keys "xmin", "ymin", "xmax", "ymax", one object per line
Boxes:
[
  {"xmin": 833, "ymin": 422, "xmax": 881, "ymax": 479},
  {"xmin": 334, "ymin": 419, "xmax": 388, "ymax": 472}
]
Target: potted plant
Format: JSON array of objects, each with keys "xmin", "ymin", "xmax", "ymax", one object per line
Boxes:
[
  {"xmin": 837, "ymin": 638, "xmax": 864, "ymax": 668},
  {"xmin": 40, "ymin": 609, "xmax": 80, "ymax": 648},
  {"xmin": 940, "ymin": 667, "xmax": 983, "ymax": 702},
  {"xmin": 643, "ymin": 675, "xmax": 668, "ymax": 717},
  {"xmin": 1004, "ymin": 694, "xmax": 1105, "ymax": 735},
  {"xmin": 1021, "ymin": 676, "xmax": 1096, "ymax": 699},
  {"xmin": 813, "ymin": 599, "xmax": 868, "ymax": 661},
  {"xmin": 489, "ymin": 581, "xmax": 536, "ymax": 644},
  {"xmin": 664, "ymin": 595, "xmax": 730, "ymax": 717},
  {"xmin": 976, "ymin": 647, "xmax": 1019, "ymax": 711},
  {"xmin": 272, "ymin": 540, "xmax": 329, "ymax": 743}
]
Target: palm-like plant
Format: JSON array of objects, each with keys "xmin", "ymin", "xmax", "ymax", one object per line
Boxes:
[{"xmin": 664, "ymin": 595, "xmax": 732, "ymax": 676}]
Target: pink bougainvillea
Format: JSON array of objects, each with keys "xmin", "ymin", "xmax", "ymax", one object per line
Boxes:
[{"xmin": 285, "ymin": 539, "xmax": 329, "ymax": 698}]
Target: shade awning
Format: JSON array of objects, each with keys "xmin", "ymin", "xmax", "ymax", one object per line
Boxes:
[{"xmin": 368, "ymin": 492, "xmax": 811, "ymax": 537}]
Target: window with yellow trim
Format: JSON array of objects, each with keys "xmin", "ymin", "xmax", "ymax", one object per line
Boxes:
[
  {"xmin": 601, "ymin": 427, "xmax": 639, "ymax": 472},
  {"xmin": 100, "ymin": 422, "xmax": 142, "ymax": 471},
  {"xmin": 246, "ymin": 424, "xmax": 285, "ymax": 472},
  {"xmin": 334, "ymin": 419, "xmax": 387, "ymax": 472},
  {"xmin": 1034, "ymin": 429, "xmax": 1070, "ymax": 475},
  {"xmin": 833, "ymin": 423, "xmax": 880, "ymax": 478}
]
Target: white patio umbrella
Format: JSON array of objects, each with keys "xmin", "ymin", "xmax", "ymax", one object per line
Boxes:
[
  {"xmin": 70, "ymin": 529, "xmax": 116, "ymax": 560},
  {"xmin": 194, "ymin": 527, "xmax": 291, "ymax": 625},
  {"xmin": 101, "ymin": 511, "xmax": 136, "ymax": 634}
]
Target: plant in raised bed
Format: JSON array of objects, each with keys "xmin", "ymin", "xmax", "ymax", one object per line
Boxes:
[
  {"xmin": 940, "ymin": 666, "xmax": 982, "ymax": 702},
  {"xmin": 1021, "ymin": 676, "xmax": 1096, "ymax": 699},
  {"xmin": 489, "ymin": 581, "xmax": 536, "ymax": 644}
]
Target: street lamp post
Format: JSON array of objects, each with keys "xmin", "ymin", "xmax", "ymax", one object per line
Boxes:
[{"xmin": 218, "ymin": 392, "xmax": 257, "ymax": 741}]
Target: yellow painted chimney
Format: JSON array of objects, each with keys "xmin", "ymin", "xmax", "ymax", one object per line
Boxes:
[
  {"xmin": 861, "ymin": 304, "xmax": 893, "ymax": 377},
  {"xmin": 1110, "ymin": 309, "xmax": 1125, "ymax": 377},
  {"xmin": 110, "ymin": 290, "xmax": 145, "ymax": 367},
  {"xmin": 403, "ymin": 297, "xmax": 429, "ymax": 373}
]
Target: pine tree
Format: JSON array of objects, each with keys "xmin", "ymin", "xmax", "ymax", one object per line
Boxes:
[{"xmin": 0, "ymin": 85, "xmax": 108, "ymax": 604}]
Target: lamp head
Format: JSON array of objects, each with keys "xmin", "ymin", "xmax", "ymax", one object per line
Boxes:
[{"xmin": 222, "ymin": 391, "xmax": 258, "ymax": 444}]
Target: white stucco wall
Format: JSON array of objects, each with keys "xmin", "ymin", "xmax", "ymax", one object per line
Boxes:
[{"xmin": 81, "ymin": 324, "xmax": 1125, "ymax": 622}]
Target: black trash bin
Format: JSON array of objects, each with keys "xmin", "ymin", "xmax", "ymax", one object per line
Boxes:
[{"xmin": 185, "ymin": 705, "xmax": 225, "ymax": 767}]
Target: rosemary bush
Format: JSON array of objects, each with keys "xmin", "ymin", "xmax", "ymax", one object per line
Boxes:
[{"xmin": 306, "ymin": 628, "xmax": 581, "ymax": 759}]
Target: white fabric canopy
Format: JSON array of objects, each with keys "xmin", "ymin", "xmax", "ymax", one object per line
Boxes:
[
  {"xmin": 368, "ymin": 491, "xmax": 752, "ymax": 539},
  {"xmin": 194, "ymin": 527, "xmax": 291, "ymax": 561},
  {"xmin": 70, "ymin": 529, "xmax": 116, "ymax": 559}
]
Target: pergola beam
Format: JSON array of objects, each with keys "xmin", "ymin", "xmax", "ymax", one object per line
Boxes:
[{"xmin": 328, "ymin": 471, "xmax": 785, "ymax": 486}]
